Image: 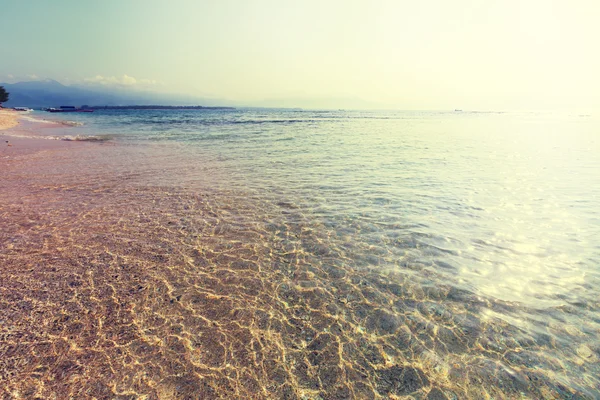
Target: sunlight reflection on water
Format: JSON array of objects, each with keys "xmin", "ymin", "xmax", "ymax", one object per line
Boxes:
[{"xmin": 2, "ymin": 110, "xmax": 598, "ymax": 398}]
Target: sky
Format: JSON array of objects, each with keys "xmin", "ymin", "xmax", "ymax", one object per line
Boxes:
[{"xmin": 1, "ymin": 0, "xmax": 599, "ymax": 110}]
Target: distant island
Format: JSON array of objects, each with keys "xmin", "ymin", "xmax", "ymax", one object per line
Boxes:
[
  {"xmin": 0, "ymin": 79, "xmax": 236, "ymax": 109},
  {"xmin": 89, "ymin": 105, "xmax": 235, "ymax": 110}
]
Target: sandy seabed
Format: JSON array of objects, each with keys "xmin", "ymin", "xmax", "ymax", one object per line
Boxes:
[{"xmin": 0, "ymin": 116, "xmax": 595, "ymax": 399}]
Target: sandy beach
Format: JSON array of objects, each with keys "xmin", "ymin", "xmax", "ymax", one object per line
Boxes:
[
  {"xmin": 0, "ymin": 108, "xmax": 19, "ymax": 130},
  {"xmin": 0, "ymin": 109, "xmax": 81, "ymax": 159}
]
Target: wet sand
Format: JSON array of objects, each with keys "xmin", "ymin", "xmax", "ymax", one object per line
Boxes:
[
  {"xmin": 0, "ymin": 110, "xmax": 82, "ymax": 159},
  {"xmin": 0, "ymin": 120, "xmax": 595, "ymax": 399}
]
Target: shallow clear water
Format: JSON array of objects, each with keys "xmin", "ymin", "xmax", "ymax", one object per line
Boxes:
[
  {"xmin": 45, "ymin": 109, "xmax": 600, "ymax": 306},
  {"xmin": 1, "ymin": 109, "xmax": 599, "ymax": 398}
]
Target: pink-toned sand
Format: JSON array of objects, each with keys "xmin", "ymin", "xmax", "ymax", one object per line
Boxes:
[
  {"xmin": 0, "ymin": 109, "xmax": 77, "ymax": 158},
  {"xmin": 0, "ymin": 108, "xmax": 19, "ymax": 130}
]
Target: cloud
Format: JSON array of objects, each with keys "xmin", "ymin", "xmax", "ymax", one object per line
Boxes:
[
  {"xmin": 82, "ymin": 74, "xmax": 159, "ymax": 88},
  {"xmin": 1, "ymin": 73, "xmax": 161, "ymax": 89},
  {"xmin": 2, "ymin": 73, "xmax": 40, "ymax": 82},
  {"xmin": 84, "ymin": 74, "xmax": 139, "ymax": 86},
  {"xmin": 2, "ymin": 74, "xmax": 23, "ymax": 83},
  {"xmin": 121, "ymin": 74, "xmax": 137, "ymax": 85}
]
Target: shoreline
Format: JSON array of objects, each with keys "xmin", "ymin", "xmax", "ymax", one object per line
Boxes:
[{"xmin": 0, "ymin": 109, "xmax": 92, "ymax": 159}]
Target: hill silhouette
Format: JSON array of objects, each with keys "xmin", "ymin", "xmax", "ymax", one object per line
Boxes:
[{"xmin": 0, "ymin": 79, "xmax": 231, "ymax": 108}]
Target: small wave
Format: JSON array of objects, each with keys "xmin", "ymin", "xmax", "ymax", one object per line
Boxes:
[
  {"xmin": 231, "ymin": 119, "xmax": 321, "ymax": 125},
  {"xmin": 58, "ymin": 120, "xmax": 85, "ymax": 127},
  {"xmin": 60, "ymin": 135, "xmax": 111, "ymax": 142},
  {"xmin": 20, "ymin": 115, "xmax": 56, "ymax": 124},
  {"xmin": 0, "ymin": 132, "xmax": 64, "ymax": 140},
  {"xmin": 20, "ymin": 115, "xmax": 84, "ymax": 127},
  {"xmin": 1, "ymin": 131, "xmax": 111, "ymax": 142},
  {"xmin": 137, "ymin": 118, "xmax": 323, "ymax": 126}
]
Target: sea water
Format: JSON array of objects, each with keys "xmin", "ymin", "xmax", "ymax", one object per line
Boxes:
[{"xmin": 1, "ymin": 109, "xmax": 599, "ymax": 398}]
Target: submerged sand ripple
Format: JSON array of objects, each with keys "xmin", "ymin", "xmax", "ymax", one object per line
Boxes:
[{"xmin": 0, "ymin": 146, "xmax": 597, "ymax": 399}]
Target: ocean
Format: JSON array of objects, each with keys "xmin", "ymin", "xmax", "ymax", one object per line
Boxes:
[{"xmin": 1, "ymin": 108, "xmax": 599, "ymax": 398}]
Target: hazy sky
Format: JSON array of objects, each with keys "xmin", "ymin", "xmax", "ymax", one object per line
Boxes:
[{"xmin": 2, "ymin": 0, "xmax": 599, "ymax": 110}]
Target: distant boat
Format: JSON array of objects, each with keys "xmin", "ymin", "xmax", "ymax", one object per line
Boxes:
[
  {"xmin": 46, "ymin": 106, "xmax": 93, "ymax": 113},
  {"xmin": 454, "ymin": 109, "xmax": 463, "ymax": 112},
  {"xmin": 13, "ymin": 107, "xmax": 33, "ymax": 111}
]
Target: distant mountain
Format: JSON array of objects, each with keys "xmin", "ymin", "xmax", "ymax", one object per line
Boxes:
[
  {"xmin": 0, "ymin": 79, "xmax": 231, "ymax": 108},
  {"xmin": 1, "ymin": 79, "xmax": 117, "ymax": 108},
  {"xmin": 1, "ymin": 79, "xmax": 380, "ymax": 110}
]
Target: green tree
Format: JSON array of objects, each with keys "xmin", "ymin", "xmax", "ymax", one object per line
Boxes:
[{"xmin": 0, "ymin": 86, "xmax": 9, "ymax": 105}]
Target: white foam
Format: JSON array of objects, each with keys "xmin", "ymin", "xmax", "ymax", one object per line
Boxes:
[
  {"xmin": 1, "ymin": 131, "xmax": 109, "ymax": 142},
  {"xmin": 20, "ymin": 114, "xmax": 84, "ymax": 127}
]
